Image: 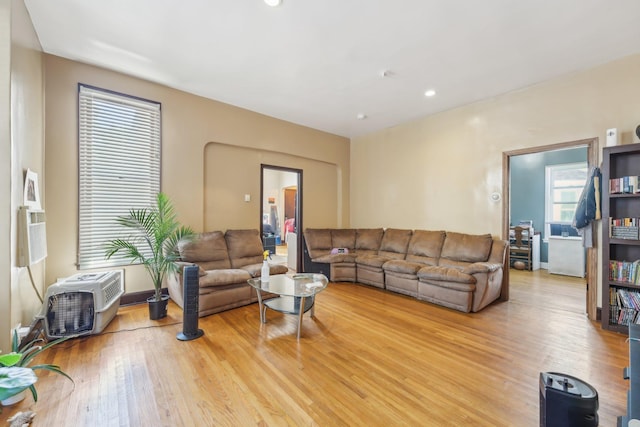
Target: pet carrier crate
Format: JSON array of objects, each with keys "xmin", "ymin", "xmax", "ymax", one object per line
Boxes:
[{"xmin": 37, "ymin": 270, "xmax": 124, "ymax": 339}]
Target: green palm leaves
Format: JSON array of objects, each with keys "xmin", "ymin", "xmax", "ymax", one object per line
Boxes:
[{"xmin": 105, "ymin": 192, "xmax": 194, "ymax": 301}]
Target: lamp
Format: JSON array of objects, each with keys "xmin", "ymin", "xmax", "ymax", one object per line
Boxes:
[{"xmin": 264, "ymin": 0, "xmax": 282, "ymax": 6}]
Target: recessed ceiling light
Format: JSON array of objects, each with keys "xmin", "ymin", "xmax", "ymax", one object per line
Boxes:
[
  {"xmin": 356, "ymin": 113, "xmax": 367, "ymax": 120},
  {"xmin": 424, "ymin": 89, "xmax": 436, "ymax": 97},
  {"xmin": 264, "ymin": 0, "xmax": 282, "ymax": 6}
]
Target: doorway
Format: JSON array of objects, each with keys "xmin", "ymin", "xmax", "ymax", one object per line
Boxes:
[
  {"xmin": 261, "ymin": 165, "xmax": 303, "ymax": 272},
  {"xmin": 503, "ymin": 138, "xmax": 598, "ymax": 320}
]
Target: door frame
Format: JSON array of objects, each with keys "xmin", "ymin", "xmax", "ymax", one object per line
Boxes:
[
  {"xmin": 260, "ymin": 164, "xmax": 303, "ymax": 272},
  {"xmin": 502, "ymin": 137, "xmax": 599, "ymax": 321}
]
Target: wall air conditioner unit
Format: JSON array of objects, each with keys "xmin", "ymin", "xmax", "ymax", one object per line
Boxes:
[
  {"xmin": 18, "ymin": 206, "xmax": 47, "ymax": 267},
  {"xmin": 37, "ymin": 270, "xmax": 124, "ymax": 340}
]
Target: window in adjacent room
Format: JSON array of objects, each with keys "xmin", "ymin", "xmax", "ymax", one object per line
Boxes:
[
  {"xmin": 544, "ymin": 162, "xmax": 588, "ymax": 240},
  {"xmin": 78, "ymin": 84, "xmax": 161, "ymax": 269}
]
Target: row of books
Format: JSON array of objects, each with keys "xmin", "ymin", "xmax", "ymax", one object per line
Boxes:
[
  {"xmin": 610, "ymin": 306, "xmax": 640, "ymax": 326},
  {"xmin": 610, "ymin": 176, "xmax": 640, "ymax": 194},
  {"xmin": 609, "ymin": 287, "xmax": 640, "ymax": 326},
  {"xmin": 609, "ymin": 259, "xmax": 640, "ymax": 284},
  {"xmin": 610, "ymin": 218, "xmax": 640, "ymax": 240}
]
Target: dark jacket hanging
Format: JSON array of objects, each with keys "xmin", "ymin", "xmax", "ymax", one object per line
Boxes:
[{"xmin": 573, "ymin": 166, "xmax": 601, "ymax": 230}]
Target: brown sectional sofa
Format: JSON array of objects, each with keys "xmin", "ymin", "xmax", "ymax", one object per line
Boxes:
[
  {"xmin": 303, "ymin": 228, "xmax": 507, "ymax": 313},
  {"xmin": 167, "ymin": 229, "xmax": 288, "ymax": 317}
]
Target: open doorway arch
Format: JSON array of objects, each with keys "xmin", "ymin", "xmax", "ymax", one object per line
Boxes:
[
  {"xmin": 261, "ymin": 164, "xmax": 303, "ymax": 272},
  {"xmin": 502, "ymin": 138, "xmax": 599, "ymax": 320}
]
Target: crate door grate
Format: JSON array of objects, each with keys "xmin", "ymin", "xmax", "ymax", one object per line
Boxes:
[
  {"xmin": 46, "ymin": 291, "xmax": 95, "ymax": 337},
  {"xmin": 103, "ymin": 276, "xmax": 122, "ymax": 307}
]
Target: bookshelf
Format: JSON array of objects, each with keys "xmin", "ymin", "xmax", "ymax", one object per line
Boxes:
[{"xmin": 602, "ymin": 144, "xmax": 640, "ymax": 332}]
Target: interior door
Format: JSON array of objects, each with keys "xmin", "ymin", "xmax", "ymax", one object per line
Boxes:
[
  {"xmin": 503, "ymin": 138, "xmax": 598, "ymax": 320},
  {"xmin": 284, "ymin": 188, "xmax": 297, "ymax": 222},
  {"xmin": 261, "ymin": 165, "xmax": 303, "ymax": 272}
]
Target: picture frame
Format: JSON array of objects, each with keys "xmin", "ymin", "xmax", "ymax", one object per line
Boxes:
[{"xmin": 23, "ymin": 168, "xmax": 41, "ymax": 210}]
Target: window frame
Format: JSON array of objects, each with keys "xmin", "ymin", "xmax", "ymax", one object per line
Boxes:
[
  {"xmin": 544, "ymin": 161, "xmax": 588, "ymax": 241},
  {"xmin": 77, "ymin": 83, "xmax": 162, "ymax": 269}
]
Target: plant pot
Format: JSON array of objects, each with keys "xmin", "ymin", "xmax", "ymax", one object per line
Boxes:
[
  {"xmin": 147, "ymin": 294, "xmax": 169, "ymax": 320},
  {"xmin": 1, "ymin": 390, "xmax": 26, "ymax": 406}
]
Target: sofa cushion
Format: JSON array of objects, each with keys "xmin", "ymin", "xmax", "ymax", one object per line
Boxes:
[
  {"xmin": 405, "ymin": 230, "xmax": 445, "ymax": 265},
  {"xmin": 178, "ymin": 231, "xmax": 231, "ymax": 269},
  {"xmin": 355, "ymin": 228, "xmax": 384, "ymax": 256},
  {"xmin": 378, "ymin": 228, "xmax": 412, "ymax": 260},
  {"xmin": 383, "ymin": 259, "xmax": 426, "ymax": 275},
  {"xmin": 199, "ymin": 269, "xmax": 252, "ymax": 288},
  {"xmin": 225, "ymin": 229, "xmax": 265, "ymax": 268},
  {"xmin": 356, "ymin": 254, "xmax": 389, "ymax": 268},
  {"xmin": 314, "ymin": 253, "xmax": 357, "ymax": 263},
  {"xmin": 331, "ymin": 229, "xmax": 356, "ymax": 250},
  {"xmin": 304, "ymin": 229, "xmax": 333, "ymax": 258},
  {"xmin": 417, "ymin": 265, "xmax": 476, "ymax": 284},
  {"xmin": 440, "ymin": 232, "xmax": 493, "ymax": 263}
]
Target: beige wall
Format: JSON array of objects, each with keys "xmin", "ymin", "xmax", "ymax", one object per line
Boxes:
[
  {"xmin": 43, "ymin": 55, "xmax": 350, "ymax": 294},
  {"xmin": 351, "ymin": 53, "xmax": 640, "ymax": 307},
  {"xmin": 0, "ymin": 0, "xmax": 10, "ymax": 350},
  {"xmin": 1, "ymin": 0, "xmax": 45, "ymax": 351},
  {"xmin": 204, "ymin": 143, "xmax": 340, "ymax": 231}
]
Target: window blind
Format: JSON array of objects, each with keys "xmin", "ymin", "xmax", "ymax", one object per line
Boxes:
[{"xmin": 78, "ymin": 84, "xmax": 161, "ymax": 269}]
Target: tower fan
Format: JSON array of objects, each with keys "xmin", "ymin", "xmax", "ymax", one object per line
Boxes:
[{"xmin": 37, "ymin": 270, "xmax": 124, "ymax": 339}]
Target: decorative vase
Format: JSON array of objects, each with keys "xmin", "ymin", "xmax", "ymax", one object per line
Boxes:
[
  {"xmin": 1, "ymin": 390, "xmax": 26, "ymax": 406},
  {"xmin": 147, "ymin": 294, "xmax": 169, "ymax": 320}
]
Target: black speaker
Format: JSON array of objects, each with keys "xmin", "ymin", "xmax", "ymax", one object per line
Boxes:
[
  {"xmin": 539, "ymin": 372, "xmax": 598, "ymax": 427},
  {"xmin": 177, "ymin": 264, "xmax": 204, "ymax": 341}
]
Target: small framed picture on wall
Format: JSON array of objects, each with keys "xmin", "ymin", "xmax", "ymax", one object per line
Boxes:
[{"xmin": 23, "ymin": 168, "xmax": 41, "ymax": 210}]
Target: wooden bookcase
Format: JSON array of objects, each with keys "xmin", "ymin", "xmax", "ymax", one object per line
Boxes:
[{"xmin": 601, "ymin": 144, "xmax": 640, "ymax": 332}]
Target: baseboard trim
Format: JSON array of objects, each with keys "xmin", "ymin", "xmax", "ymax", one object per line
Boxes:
[{"xmin": 120, "ymin": 288, "xmax": 169, "ymax": 306}]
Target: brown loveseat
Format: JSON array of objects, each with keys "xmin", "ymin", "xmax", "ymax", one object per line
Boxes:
[
  {"xmin": 303, "ymin": 228, "xmax": 507, "ymax": 313},
  {"xmin": 167, "ymin": 229, "xmax": 288, "ymax": 317}
]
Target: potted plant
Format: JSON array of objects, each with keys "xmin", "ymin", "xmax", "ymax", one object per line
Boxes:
[
  {"xmin": 0, "ymin": 331, "xmax": 73, "ymax": 406},
  {"xmin": 105, "ymin": 192, "xmax": 194, "ymax": 320}
]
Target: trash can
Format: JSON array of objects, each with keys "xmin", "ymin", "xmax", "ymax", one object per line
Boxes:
[{"xmin": 539, "ymin": 372, "xmax": 598, "ymax": 427}]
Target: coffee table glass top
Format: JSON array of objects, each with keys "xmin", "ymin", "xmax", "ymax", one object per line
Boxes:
[{"xmin": 247, "ymin": 273, "xmax": 328, "ymax": 297}]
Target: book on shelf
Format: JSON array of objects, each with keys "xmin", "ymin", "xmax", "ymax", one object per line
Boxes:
[
  {"xmin": 610, "ymin": 176, "xmax": 640, "ymax": 194},
  {"xmin": 609, "ymin": 287, "xmax": 640, "ymax": 326},
  {"xmin": 609, "ymin": 259, "xmax": 640, "ymax": 284},
  {"xmin": 609, "ymin": 217, "xmax": 640, "ymax": 239}
]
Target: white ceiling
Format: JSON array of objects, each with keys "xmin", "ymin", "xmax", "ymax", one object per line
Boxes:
[{"xmin": 23, "ymin": 0, "xmax": 640, "ymax": 138}]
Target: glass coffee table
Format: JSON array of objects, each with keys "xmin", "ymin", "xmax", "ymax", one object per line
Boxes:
[{"xmin": 247, "ymin": 273, "xmax": 328, "ymax": 340}]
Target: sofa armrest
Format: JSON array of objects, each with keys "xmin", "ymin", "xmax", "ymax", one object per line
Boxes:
[
  {"xmin": 462, "ymin": 262, "xmax": 503, "ymax": 275},
  {"xmin": 166, "ymin": 270, "xmax": 184, "ymax": 308}
]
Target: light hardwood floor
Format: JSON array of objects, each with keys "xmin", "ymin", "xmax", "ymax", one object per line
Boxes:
[{"xmin": 2, "ymin": 269, "xmax": 630, "ymax": 426}]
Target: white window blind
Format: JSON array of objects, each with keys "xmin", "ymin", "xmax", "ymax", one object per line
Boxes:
[{"xmin": 78, "ymin": 84, "xmax": 161, "ymax": 269}]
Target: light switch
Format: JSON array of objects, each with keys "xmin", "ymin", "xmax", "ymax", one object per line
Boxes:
[{"xmin": 244, "ymin": 194, "xmax": 251, "ymax": 202}]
